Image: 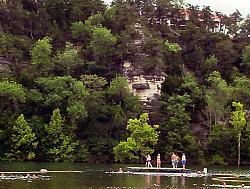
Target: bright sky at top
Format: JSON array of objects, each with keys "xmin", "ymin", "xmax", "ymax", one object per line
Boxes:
[{"xmin": 103, "ymin": 0, "xmax": 249, "ymax": 17}]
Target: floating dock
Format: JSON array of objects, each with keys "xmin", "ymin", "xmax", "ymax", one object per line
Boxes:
[
  {"xmin": 205, "ymin": 184, "xmax": 250, "ymax": 188},
  {"xmin": 127, "ymin": 167, "xmax": 191, "ymax": 173}
]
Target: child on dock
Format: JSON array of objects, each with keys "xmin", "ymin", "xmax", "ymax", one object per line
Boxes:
[{"xmin": 156, "ymin": 154, "xmax": 161, "ymax": 168}]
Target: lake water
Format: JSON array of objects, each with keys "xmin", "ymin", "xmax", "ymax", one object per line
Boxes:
[{"xmin": 0, "ymin": 162, "xmax": 249, "ymax": 189}]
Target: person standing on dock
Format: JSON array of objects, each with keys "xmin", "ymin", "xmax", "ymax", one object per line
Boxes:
[
  {"xmin": 176, "ymin": 155, "xmax": 180, "ymax": 168},
  {"xmin": 181, "ymin": 153, "xmax": 186, "ymax": 169},
  {"xmin": 146, "ymin": 155, "xmax": 153, "ymax": 168},
  {"xmin": 171, "ymin": 152, "xmax": 177, "ymax": 168},
  {"xmin": 156, "ymin": 154, "xmax": 161, "ymax": 168}
]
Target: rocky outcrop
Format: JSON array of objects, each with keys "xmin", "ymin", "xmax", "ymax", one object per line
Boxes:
[
  {"xmin": 0, "ymin": 57, "xmax": 11, "ymax": 69},
  {"xmin": 121, "ymin": 22, "xmax": 166, "ymax": 110},
  {"xmin": 123, "ymin": 61, "xmax": 166, "ymax": 110}
]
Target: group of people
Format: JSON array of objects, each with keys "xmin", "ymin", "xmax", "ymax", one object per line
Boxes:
[
  {"xmin": 145, "ymin": 154, "xmax": 161, "ymax": 168},
  {"xmin": 145, "ymin": 152, "xmax": 186, "ymax": 169},
  {"xmin": 171, "ymin": 152, "xmax": 186, "ymax": 169}
]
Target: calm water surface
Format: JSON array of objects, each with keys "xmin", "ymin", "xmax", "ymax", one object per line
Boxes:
[{"xmin": 0, "ymin": 162, "xmax": 249, "ymax": 189}]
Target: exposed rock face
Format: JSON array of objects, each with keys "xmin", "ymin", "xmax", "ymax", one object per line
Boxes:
[
  {"xmin": 123, "ymin": 61, "xmax": 165, "ymax": 110},
  {"xmin": 0, "ymin": 57, "xmax": 11, "ymax": 70},
  {"xmin": 121, "ymin": 22, "xmax": 166, "ymax": 110}
]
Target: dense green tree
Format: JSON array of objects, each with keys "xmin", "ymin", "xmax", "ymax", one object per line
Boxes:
[
  {"xmin": 88, "ymin": 27, "xmax": 117, "ymax": 71},
  {"xmin": 7, "ymin": 114, "xmax": 37, "ymax": 160},
  {"xmin": 0, "ymin": 0, "xmax": 250, "ymax": 164},
  {"xmin": 107, "ymin": 76, "xmax": 141, "ymax": 138},
  {"xmin": 204, "ymin": 54, "xmax": 218, "ymax": 74},
  {"xmin": 54, "ymin": 42, "xmax": 82, "ymax": 75},
  {"xmin": 230, "ymin": 101, "xmax": 246, "ymax": 166},
  {"xmin": 164, "ymin": 41, "xmax": 182, "ymax": 53},
  {"xmin": 113, "ymin": 113, "xmax": 159, "ymax": 162},
  {"xmin": 159, "ymin": 93, "xmax": 202, "ymax": 162},
  {"xmin": 242, "ymin": 44, "xmax": 250, "ymax": 66},
  {"xmin": 207, "ymin": 124, "xmax": 235, "ymax": 165},
  {"xmin": 205, "ymin": 71, "xmax": 232, "ymax": 130},
  {"xmin": 180, "ymin": 71, "xmax": 201, "ymax": 113},
  {"xmin": 35, "ymin": 76, "xmax": 89, "ymax": 122},
  {"xmin": 44, "ymin": 108, "xmax": 76, "ymax": 162},
  {"xmin": 31, "ymin": 37, "xmax": 53, "ymax": 76},
  {"xmin": 0, "ymin": 80, "xmax": 26, "ymax": 115},
  {"xmin": 231, "ymin": 73, "xmax": 250, "ymax": 106}
]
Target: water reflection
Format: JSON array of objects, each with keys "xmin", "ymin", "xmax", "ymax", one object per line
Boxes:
[
  {"xmin": 171, "ymin": 176, "xmax": 178, "ymax": 188},
  {"xmin": 144, "ymin": 175, "xmax": 162, "ymax": 188},
  {"xmin": 156, "ymin": 175, "xmax": 161, "ymax": 186},
  {"xmin": 145, "ymin": 175, "xmax": 152, "ymax": 186},
  {"xmin": 0, "ymin": 163, "xmax": 249, "ymax": 189},
  {"xmin": 181, "ymin": 176, "xmax": 186, "ymax": 189}
]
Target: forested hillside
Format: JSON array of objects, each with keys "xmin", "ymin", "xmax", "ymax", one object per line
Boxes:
[{"xmin": 0, "ymin": 0, "xmax": 250, "ymax": 165}]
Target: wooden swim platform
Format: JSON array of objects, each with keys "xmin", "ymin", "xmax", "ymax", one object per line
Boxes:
[
  {"xmin": 127, "ymin": 167, "xmax": 191, "ymax": 173},
  {"xmin": 205, "ymin": 184, "xmax": 250, "ymax": 188}
]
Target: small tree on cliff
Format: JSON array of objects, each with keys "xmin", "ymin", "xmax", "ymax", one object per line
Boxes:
[
  {"xmin": 113, "ymin": 113, "xmax": 159, "ymax": 162},
  {"xmin": 230, "ymin": 101, "xmax": 246, "ymax": 167}
]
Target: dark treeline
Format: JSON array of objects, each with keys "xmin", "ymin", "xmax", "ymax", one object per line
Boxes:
[{"xmin": 0, "ymin": 0, "xmax": 250, "ymax": 165}]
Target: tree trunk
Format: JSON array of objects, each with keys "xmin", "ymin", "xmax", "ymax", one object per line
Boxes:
[{"xmin": 238, "ymin": 133, "xmax": 241, "ymax": 167}]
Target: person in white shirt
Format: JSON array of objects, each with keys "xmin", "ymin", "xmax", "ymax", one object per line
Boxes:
[{"xmin": 181, "ymin": 153, "xmax": 186, "ymax": 169}]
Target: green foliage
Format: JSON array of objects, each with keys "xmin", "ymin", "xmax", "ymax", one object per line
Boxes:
[
  {"xmin": 166, "ymin": 94, "xmax": 192, "ymax": 126},
  {"xmin": 89, "ymin": 27, "xmax": 117, "ymax": 64},
  {"xmin": 207, "ymin": 124, "xmax": 235, "ymax": 164},
  {"xmin": 54, "ymin": 42, "xmax": 81, "ymax": 75},
  {"xmin": 107, "ymin": 76, "xmax": 141, "ymax": 139},
  {"xmin": 210, "ymin": 154, "xmax": 227, "ymax": 165},
  {"xmin": 8, "ymin": 114, "xmax": 37, "ymax": 160},
  {"xmin": 0, "ymin": 80, "xmax": 26, "ymax": 102},
  {"xmin": 31, "ymin": 37, "xmax": 52, "ymax": 66},
  {"xmin": 71, "ymin": 21, "xmax": 85, "ymax": 39},
  {"xmin": 0, "ymin": 34, "xmax": 31, "ymax": 61},
  {"xmin": 1, "ymin": 0, "xmax": 250, "ymax": 165},
  {"xmin": 36, "ymin": 76, "xmax": 89, "ymax": 121},
  {"xmin": 113, "ymin": 113, "xmax": 159, "ymax": 162},
  {"xmin": 164, "ymin": 41, "xmax": 182, "ymax": 53},
  {"xmin": 230, "ymin": 101, "xmax": 246, "ymax": 166},
  {"xmin": 44, "ymin": 108, "xmax": 76, "ymax": 162},
  {"xmin": 108, "ymin": 76, "xmax": 130, "ymax": 99},
  {"xmin": 230, "ymin": 102, "xmax": 246, "ymax": 134},
  {"xmin": 242, "ymin": 45, "xmax": 250, "ymax": 65},
  {"xmin": 71, "ymin": 20, "xmax": 94, "ymax": 40},
  {"xmin": 113, "ymin": 138, "xmax": 139, "ymax": 161},
  {"xmin": 88, "ymin": 14, "xmax": 104, "ymax": 26},
  {"xmin": 108, "ymin": 76, "xmax": 141, "ymax": 125},
  {"xmin": 206, "ymin": 71, "xmax": 232, "ymax": 128},
  {"xmin": 231, "ymin": 72, "xmax": 250, "ymax": 105},
  {"xmin": 159, "ymin": 93, "xmax": 202, "ymax": 162},
  {"xmin": 205, "ymin": 54, "xmax": 218, "ymax": 72},
  {"xmin": 181, "ymin": 72, "xmax": 201, "ymax": 96},
  {"xmin": 80, "ymin": 74, "xmax": 107, "ymax": 91}
]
